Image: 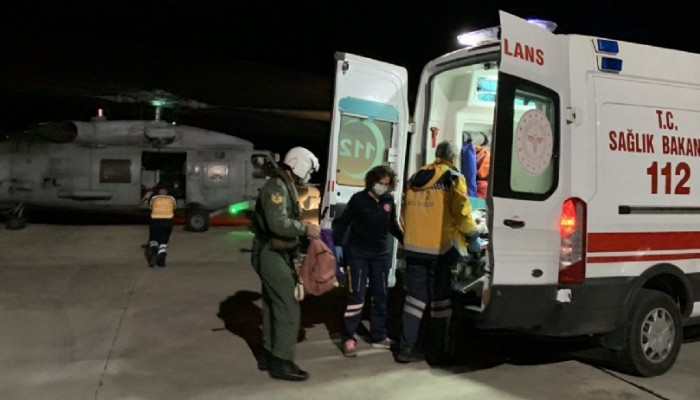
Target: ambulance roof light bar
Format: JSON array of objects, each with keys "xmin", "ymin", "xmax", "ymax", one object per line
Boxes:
[
  {"xmin": 598, "ymin": 56, "xmax": 623, "ymax": 73},
  {"xmin": 457, "ymin": 26, "xmax": 500, "ymax": 47},
  {"xmin": 526, "ymin": 19, "xmax": 558, "ymax": 32},
  {"xmin": 457, "ymin": 19, "xmax": 557, "ymax": 47},
  {"xmin": 595, "ymin": 39, "xmax": 620, "ymax": 54}
]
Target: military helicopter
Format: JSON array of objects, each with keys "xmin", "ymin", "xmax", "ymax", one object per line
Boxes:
[{"xmin": 0, "ymin": 90, "xmax": 284, "ymax": 231}]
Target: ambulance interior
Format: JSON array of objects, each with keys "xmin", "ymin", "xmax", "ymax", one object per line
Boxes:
[{"xmin": 422, "ymin": 61, "xmax": 543, "ymax": 305}]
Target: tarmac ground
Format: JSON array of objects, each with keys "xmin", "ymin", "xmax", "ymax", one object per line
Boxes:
[{"xmin": 1, "ymin": 223, "xmax": 699, "ymax": 400}]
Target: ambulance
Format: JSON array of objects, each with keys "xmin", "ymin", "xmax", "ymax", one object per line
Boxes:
[{"xmin": 320, "ymin": 10, "xmax": 700, "ymax": 376}]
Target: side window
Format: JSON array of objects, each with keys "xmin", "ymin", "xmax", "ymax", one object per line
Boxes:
[
  {"xmin": 205, "ymin": 163, "xmax": 229, "ymax": 184},
  {"xmin": 335, "ymin": 98, "xmax": 397, "ymax": 187},
  {"xmin": 100, "ymin": 159, "xmax": 131, "ymax": 183},
  {"xmin": 493, "ymin": 72, "xmax": 559, "ymax": 200}
]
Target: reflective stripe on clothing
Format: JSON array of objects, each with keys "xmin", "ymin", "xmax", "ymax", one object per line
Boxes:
[
  {"xmin": 344, "ymin": 302, "xmax": 364, "ymax": 318},
  {"xmin": 405, "ymin": 295, "xmax": 426, "ymax": 310}
]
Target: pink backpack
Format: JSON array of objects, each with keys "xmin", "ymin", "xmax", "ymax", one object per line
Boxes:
[{"xmin": 300, "ymin": 239, "xmax": 339, "ymax": 296}]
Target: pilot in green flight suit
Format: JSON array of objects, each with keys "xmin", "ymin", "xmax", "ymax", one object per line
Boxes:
[{"xmin": 250, "ymin": 146, "xmax": 320, "ymax": 382}]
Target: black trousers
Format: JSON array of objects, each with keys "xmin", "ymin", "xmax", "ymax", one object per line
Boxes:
[{"xmin": 149, "ymin": 218, "xmax": 173, "ymax": 247}]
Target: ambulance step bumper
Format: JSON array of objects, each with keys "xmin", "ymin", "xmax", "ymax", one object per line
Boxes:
[{"xmin": 464, "ymin": 277, "xmax": 634, "ymax": 336}]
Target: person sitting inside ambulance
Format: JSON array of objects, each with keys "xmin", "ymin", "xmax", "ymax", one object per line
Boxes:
[{"xmin": 473, "ymin": 131, "xmax": 491, "ymax": 198}]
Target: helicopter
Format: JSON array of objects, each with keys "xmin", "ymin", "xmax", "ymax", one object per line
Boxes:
[{"xmin": 0, "ymin": 91, "xmax": 284, "ymax": 232}]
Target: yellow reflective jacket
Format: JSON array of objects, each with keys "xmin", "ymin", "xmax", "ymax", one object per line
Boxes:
[
  {"xmin": 150, "ymin": 195, "xmax": 176, "ymax": 219},
  {"xmin": 403, "ymin": 158, "xmax": 477, "ymax": 257}
]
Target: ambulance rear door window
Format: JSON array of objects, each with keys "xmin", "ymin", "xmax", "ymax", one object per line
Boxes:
[{"xmin": 493, "ymin": 73, "xmax": 560, "ymax": 200}]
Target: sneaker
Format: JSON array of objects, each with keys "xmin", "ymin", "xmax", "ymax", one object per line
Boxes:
[
  {"xmin": 342, "ymin": 339, "xmax": 357, "ymax": 357},
  {"xmin": 371, "ymin": 337, "xmax": 394, "ymax": 349},
  {"xmin": 395, "ymin": 347, "xmax": 424, "ymax": 364}
]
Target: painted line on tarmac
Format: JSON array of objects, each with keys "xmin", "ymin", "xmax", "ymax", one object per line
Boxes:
[
  {"xmin": 597, "ymin": 368, "xmax": 671, "ymax": 400},
  {"xmin": 94, "ymin": 275, "xmax": 139, "ymax": 400}
]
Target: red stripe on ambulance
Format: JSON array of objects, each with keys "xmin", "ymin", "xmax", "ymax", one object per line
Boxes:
[
  {"xmin": 588, "ymin": 252, "xmax": 700, "ymax": 264},
  {"xmin": 588, "ymin": 231, "xmax": 700, "ymax": 253}
]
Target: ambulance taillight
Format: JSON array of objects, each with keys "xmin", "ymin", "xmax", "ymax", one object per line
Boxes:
[{"xmin": 559, "ymin": 198, "xmax": 587, "ymax": 284}]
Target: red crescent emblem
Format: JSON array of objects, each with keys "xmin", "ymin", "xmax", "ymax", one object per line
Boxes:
[{"xmin": 383, "ymin": 203, "xmax": 391, "ymax": 212}]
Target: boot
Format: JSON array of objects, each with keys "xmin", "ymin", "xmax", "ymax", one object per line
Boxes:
[
  {"xmin": 148, "ymin": 243, "xmax": 158, "ymax": 267},
  {"xmin": 268, "ymin": 356, "xmax": 309, "ymax": 381},
  {"xmin": 156, "ymin": 244, "xmax": 167, "ymax": 267},
  {"xmin": 156, "ymin": 252, "xmax": 167, "ymax": 267},
  {"xmin": 257, "ymin": 348, "xmax": 271, "ymax": 371},
  {"xmin": 395, "ymin": 347, "xmax": 424, "ymax": 364}
]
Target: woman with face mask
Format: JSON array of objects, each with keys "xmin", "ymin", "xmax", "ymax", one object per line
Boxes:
[{"xmin": 331, "ymin": 165, "xmax": 404, "ymax": 357}]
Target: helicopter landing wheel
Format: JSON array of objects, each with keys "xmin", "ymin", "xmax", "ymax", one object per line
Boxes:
[{"xmin": 185, "ymin": 209, "xmax": 210, "ymax": 232}]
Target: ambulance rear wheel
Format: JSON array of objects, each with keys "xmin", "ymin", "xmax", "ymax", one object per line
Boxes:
[
  {"xmin": 614, "ymin": 289, "xmax": 682, "ymax": 377},
  {"xmin": 185, "ymin": 210, "xmax": 209, "ymax": 232}
]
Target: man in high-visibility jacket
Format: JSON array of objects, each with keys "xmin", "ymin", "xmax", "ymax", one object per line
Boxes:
[
  {"xmin": 143, "ymin": 185, "xmax": 176, "ymax": 268},
  {"xmin": 397, "ymin": 140, "xmax": 478, "ymax": 364}
]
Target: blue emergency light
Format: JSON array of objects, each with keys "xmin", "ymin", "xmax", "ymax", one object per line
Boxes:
[
  {"xmin": 599, "ymin": 57, "xmax": 623, "ymax": 73},
  {"xmin": 596, "ymin": 39, "xmax": 619, "ymax": 54}
]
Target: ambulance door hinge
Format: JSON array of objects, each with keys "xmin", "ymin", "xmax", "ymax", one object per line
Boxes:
[
  {"xmin": 565, "ymin": 106, "xmax": 580, "ymax": 125},
  {"xmin": 407, "ymin": 122, "xmax": 415, "ymax": 134}
]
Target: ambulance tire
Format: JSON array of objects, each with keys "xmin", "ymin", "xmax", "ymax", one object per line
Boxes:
[
  {"xmin": 185, "ymin": 210, "xmax": 210, "ymax": 232},
  {"xmin": 614, "ymin": 289, "xmax": 682, "ymax": 377}
]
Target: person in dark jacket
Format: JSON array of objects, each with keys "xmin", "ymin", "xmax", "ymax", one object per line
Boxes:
[{"xmin": 332, "ymin": 165, "xmax": 404, "ymax": 357}]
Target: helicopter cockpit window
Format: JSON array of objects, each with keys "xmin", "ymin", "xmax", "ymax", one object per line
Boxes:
[{"xmin": 100, "ymin": 159, "xmax": 131, "ymax": 183}]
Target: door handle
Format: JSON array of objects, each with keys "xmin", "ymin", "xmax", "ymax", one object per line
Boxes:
[{"xmin": 503, "ymin": 219, "xmax": 525, "ymax": 229}]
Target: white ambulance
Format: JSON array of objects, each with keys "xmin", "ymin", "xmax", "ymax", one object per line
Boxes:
[{"xmin": 320, "ymin": 10, "xmax": 700, "ymax": 376}]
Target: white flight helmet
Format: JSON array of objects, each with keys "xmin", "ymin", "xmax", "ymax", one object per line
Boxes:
[{"xmin": 283, "ymin": 146, "xmax": 319, "ymax": 183}]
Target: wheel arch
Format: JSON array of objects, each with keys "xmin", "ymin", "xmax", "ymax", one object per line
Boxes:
[
  {"xmin": 629, "ymin": 263, "xmax": 694, "ymax": 318},
  {"xmin": 601, "ymin": 263, "xmax": 693, "ymax": 350}
]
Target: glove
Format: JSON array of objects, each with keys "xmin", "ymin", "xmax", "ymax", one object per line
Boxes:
[{"xmin": 334, "ymin": 246, "xmax": 344, "ymax": 266}]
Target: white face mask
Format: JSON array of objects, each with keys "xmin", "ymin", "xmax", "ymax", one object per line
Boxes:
[{"xmin": 372, "ymin": 183, "xmax": 389, "ymax": 196}]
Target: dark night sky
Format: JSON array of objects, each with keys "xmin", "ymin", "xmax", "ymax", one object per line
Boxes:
[{"xmin": 1, "ymin": 0, "xmax": 699, "ymax": 162}]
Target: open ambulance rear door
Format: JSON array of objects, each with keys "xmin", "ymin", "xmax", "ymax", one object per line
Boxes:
[
  {"xmin": 481, "ymin": 11, "xmax": 571, "ymax": 326},
  {"xmin": 320, "ymin": 52, "xmax": 409, "ymax": 287}
]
